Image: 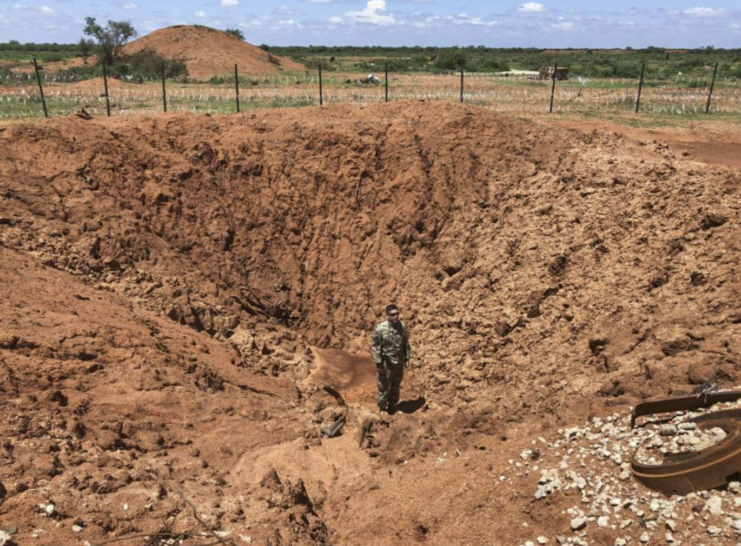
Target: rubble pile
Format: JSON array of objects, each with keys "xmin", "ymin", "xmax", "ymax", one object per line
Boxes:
[{"xmin": 520, "ymin": 398, "xmax": 741, "ymax": 546}]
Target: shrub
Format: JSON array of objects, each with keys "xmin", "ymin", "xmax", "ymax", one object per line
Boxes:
[{"xmin": 433, "ymin": 48, "xmax": 468, "ymax": 70}]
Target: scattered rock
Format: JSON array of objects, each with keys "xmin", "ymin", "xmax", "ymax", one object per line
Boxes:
[
  {"xmin": 570, "ymin": 517, "xmax": 587, "ymax": 531},
  {"xmin": 705, "ymin": 496, "xmax": 723, "ymax": 515}
]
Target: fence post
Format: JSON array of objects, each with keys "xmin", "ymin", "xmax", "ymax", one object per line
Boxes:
[
  {"xmin": 32, "ymin": 57, "xmax": 48, "ymax": 118},
  {"xmin": 318, "ymin": 64, "xmax": 323, "ymax": 106},
  {"xmin": 234, "ymin": 64, "xmax": 240, "ymax": 113},
  {"xmin": 460, "ymin": 67, "xmax": 464, "ymax": 103},
  {"xmin": 103, "ymin": 62, "xmax": 111, "ymax": 117},
  {"xmin": 705, "ymin": 62, "xmax": 719, "ymax": 114},
  {"xmin": 161, "ymin": 60, "xmax": 167, "ymax": 113},
  {"xmin": 549, "ymin": 62, "xmax": 558, "ymax": 113},
  {"xmin": 635, "ymin": 62, "xmax": 646, "ymax": 114},
  {"xmin": 385, "ymin": 62, "xmax": 389, "ymax": 103}
]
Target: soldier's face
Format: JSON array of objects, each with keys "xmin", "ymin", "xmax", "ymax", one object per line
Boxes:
[{"xmin": 387, "ymin": 310, "xmax": 400, "ymax": 324}]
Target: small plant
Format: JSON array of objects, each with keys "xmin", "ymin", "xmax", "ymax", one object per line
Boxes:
[{"xmin": 225, "ymin": 28, "xmax": 245, "ymax": 41}]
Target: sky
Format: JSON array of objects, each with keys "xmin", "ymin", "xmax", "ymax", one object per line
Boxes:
[{"xmin": 0, "ymin": 0, "xmax": 740, "ymax": 48}]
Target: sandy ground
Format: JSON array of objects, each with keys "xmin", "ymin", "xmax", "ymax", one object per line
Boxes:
[{"xmin": 1, "ymin": 102, "xmax": 741, "ymax": 546}]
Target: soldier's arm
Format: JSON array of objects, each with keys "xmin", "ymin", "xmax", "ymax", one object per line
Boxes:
[{"xmin": 371, "ymin": 327, "xmax": 383, "ymax": 365}]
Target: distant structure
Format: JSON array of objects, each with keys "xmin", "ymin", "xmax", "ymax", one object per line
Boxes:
[{"xmin": 538, "ymin": 66, "xmax": 570, "ymax": 81}]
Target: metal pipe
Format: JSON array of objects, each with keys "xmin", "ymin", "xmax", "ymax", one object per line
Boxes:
[
  {"xmin": 32, "ymin": 58, "xmax": 48, "ymax": 118},
  {"xmin": 549, "ymin": 62, "xmax": 558, "ymax": 113},
  {"xmin": 635, "ymin": 62, "xmax": 645, "ymax": 114},
  {"xmin": 706, "ymin": 62, "xmax": 719, "ymax": 114},
  {"xmin": 103, "ymin": 62, "xmax": 111, "ymax": 117},
  {"xmin": 234, "ymin": 64, "xmax": 240, "ymax": 113}
]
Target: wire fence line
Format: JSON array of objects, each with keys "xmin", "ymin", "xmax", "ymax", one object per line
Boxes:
[{"xmin": 1, "ymin": 69, "xmax": 740, "ymax": 120}]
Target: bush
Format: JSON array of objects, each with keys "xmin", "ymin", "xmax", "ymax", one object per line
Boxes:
[
  {"xmin": 41, "ymin": 53, "xmax": 64, "ymax": 63},
  {"xmin": 117, "ymin": 47, "xmax": 188, "ymax": 80},
  {"xmin": 478, "ymin": 57, "xmax": 510, "ymax": 72},
  {"xmin": 433, "ymin": 48, "xmax": 468, "ymax": 70},
  {"xmin": 303, "ymin": 57, "xmax": 336, "ymax": 71},
  {"xmin": 225, "ymin": 29, "xmax": 245, "ymax": 41}
]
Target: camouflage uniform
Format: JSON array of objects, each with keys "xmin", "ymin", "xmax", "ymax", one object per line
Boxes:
[{"xmin": 371, "ymin": 320, "xmax": 412, "ymax": 412}]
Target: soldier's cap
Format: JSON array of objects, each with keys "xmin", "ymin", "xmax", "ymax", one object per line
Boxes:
[{"xmin": 385, "ymin": 304, "xmax": 399, "ymax": 315}]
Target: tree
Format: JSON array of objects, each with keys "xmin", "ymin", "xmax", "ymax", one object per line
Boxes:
[
  {"xmin": 83, "ymin": 17, "xmax": 137, "ymax": 65},
  {"xmin": 433, "ymin": 47, "xmax": 468, "ymax": 70},
  {"xmin": 77, "ymin": 38, "xmax": 95, "ymax": 59},
  {"xmin": 225, "ymin": 28, "xmax": 245, "ymax": 41}
]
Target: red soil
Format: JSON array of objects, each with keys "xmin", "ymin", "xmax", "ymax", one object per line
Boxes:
[
  {"xmin": 123, "ymin": 25, "xmax": 305, "ymax": 78},
  {"xmin": 1, "ymin": 103, "xmax": 740, "ymax": 545}
]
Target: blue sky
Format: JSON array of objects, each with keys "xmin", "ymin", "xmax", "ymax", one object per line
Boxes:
[{"xmin": 0, "ymin": 0, "xmax": 739, "ymax": 47}]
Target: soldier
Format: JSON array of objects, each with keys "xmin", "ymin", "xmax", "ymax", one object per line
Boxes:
[{"xmin": 371, "ymin": 304, "xmax": 412, "ymax": 414}]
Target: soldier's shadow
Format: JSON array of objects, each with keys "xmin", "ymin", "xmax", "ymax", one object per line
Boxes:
[{"xmin": 393, "ymin": 397, "xmax": 426, "ymax": 415}]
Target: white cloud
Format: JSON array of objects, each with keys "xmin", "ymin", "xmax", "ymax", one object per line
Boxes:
[
  {"xmin": 452, "ymin": 13, "xmax": 497, "ymax": 26},
  {"xmin": 517, "ymin": 2, "xmax": 546, "ymax": 13},
  {"xmin": 194, "ymin": 10, "xmax": 206, "ymax": 17},
  {"xmin": 346, "ymin": 0, "xmax": 395, "ymax": 25},
  {"xmin": 122, "ymin": 2, "xmax": 138, "ymax": 9},
  {"xmin": 550, "ymin": 21, "xmax": 573, "ymax": 30},
  {"xmin": 329, "ymin": 16, "xmax": 343, "ymax": 23},
  {"xmin": 684, "ymin": 7, "xmax": 724, "ymax": 17},
  {"xmin": 220, "ymin": 0, "xmax": 239, "ymax": 6},
  {"xmin": 40, "ymin": 5, "xmax": 53, "ymax": 13},
  {"xmin": 310, "ymin": 0, "xmax": 332, "ymax": 2}
]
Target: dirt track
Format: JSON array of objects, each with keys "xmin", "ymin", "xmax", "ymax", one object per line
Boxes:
[{"xmin": 1, "ymin": 102, "xmax": 741, "ymax": 545}]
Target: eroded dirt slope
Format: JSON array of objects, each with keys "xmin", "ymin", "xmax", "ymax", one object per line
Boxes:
[{"xmin": 1, "ymin": 103, "xmax": 741, "ymax": 545}]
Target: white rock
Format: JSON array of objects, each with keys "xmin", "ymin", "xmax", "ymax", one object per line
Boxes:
[
  {"xmin": 707, "ymin": 525, "xmax": 723, "ymax": 535},
  {"xmin": 614, "ymin": 539, "xmax": 627, "ymax": 546},
  {"xmin": 598, "ymin": 516, "xmax": 609, "ymax": 528},
  {"xmin": 571, "ymin": 517, "xmax": 587, "ymax": 531},
  {"xmin": 665, "ymin": 519, "xmax": 676, "ymax": 532},
  {"xmin": 537, "ymin": 537, "xmax": 548, "ymax": 545},
  {"xmin": 44, "ymin": 503, "xmax": 55, "ymax": 516},
  {"xmin": 0, "ymin": 531, "xmax": 11, "ymax": 546},
  {"xmin": 705, "ymin": 496, "xmax": 724, "ymax": 515},
  {"xmin": 666, "ymin": 531, "xmax": 675, "ymax": 542},
  {"xmin": 72, "ymin": 525, "xmax": 83, "ymax": 533},
  {"xmin": 239, "ymin": 536, "xmax": 253, "ymax": 544},
  {"xmin": 678, "ymin": 422, "xmax": 697, "ymax": 431},
  {"xmin": 640, "ymin": 531, "xmax": 649, "ymax": 543},
  {"xmin": 660, "ymin": 424, "xmax": 677, "ymax": 436}
]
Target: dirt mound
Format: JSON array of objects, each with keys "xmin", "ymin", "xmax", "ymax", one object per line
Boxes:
[
  {"xmin": 123, "ymin": 25, "xmax": 305, "ymax": 78},
  {"xmin": 1, "ymin": 103, "xmax": 741, "ymax": 545}
]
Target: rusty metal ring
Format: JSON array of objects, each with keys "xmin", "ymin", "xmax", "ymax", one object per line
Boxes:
[{"xmin": 631, "ymin": 390, "xmax": 741, "ymax": 496}]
